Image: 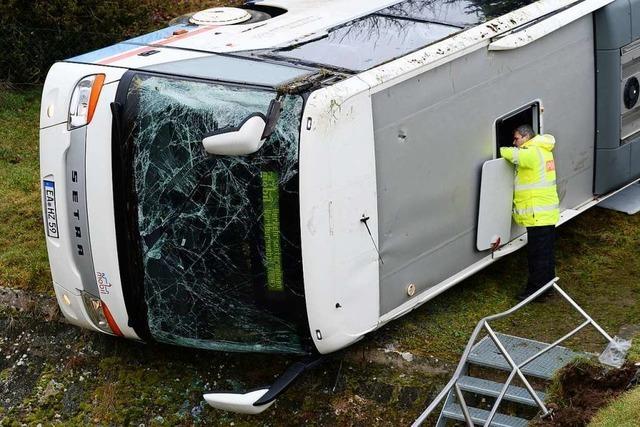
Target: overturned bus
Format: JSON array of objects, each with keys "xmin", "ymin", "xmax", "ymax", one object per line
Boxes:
[{"xmin": 40, "ymin": 0, "xmax": 640, "ymax": 413}]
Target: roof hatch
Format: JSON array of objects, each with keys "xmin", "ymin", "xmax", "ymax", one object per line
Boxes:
[
  {"xmin": 190, "ymin": 7, "xmax": 253, "ymax": 25},
  {"xmin": 185, "ymin": 5, "xmax": 288, "ymax": 26}
]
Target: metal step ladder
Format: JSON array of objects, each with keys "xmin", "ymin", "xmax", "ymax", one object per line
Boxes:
[{"xmin": 412, "ymin": 278, "xmax": 628, "ymax": 427}]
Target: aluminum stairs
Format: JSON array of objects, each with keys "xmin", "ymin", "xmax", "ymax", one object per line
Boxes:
[
  {"xmin": 413, "ymin": 278, "xmax": 629, "ymax": 427},
  {"xmin": 435, "ymin": 332, "xmax": 580, "ymax": 426}
]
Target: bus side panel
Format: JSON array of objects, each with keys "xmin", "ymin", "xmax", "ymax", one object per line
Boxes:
[
  {"xmin": 300, "ymin": 81, "xmax": 381, "ymax": 354},
  {"xmin": 371, "ymin": 16, "xmax": 596, "ymax": 315}
]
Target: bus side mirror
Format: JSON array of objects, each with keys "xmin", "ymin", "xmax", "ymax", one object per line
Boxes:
[
  {"xmin": 202, "ymin": 99, "xmax": 282, "ymax": 156},
  {"xmin": 202, "ymin": 114, "xmax": 267, "ymax": 156}
]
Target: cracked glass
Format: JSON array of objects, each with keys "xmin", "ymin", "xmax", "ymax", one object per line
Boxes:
[{"xmin": 122, "ymin": 74, "xmax": 309, "ymax": 353}]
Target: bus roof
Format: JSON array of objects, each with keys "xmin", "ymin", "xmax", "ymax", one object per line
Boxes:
[{"xmin": 66, "ymin": 0, "xmax": 592, "ymax": 85}]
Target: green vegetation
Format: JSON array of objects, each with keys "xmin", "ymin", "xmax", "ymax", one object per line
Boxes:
[
  {"xmin": 0, "ymin": 0, "xmax": 237, "ymax": 85},
  {"xmin": 0, "ymin": 88, "xmax": 50, "ymax": 293},
  {"xmin": 0, "ymin": 83, "xmax": 639, "ymax": 425},
  {"xmin": 589, "ymin": 387, "xmax": 640, "ymax": 427},
  {"xmin": 627, "ymin": 333, "xmax": 640, "ymax": 363}
]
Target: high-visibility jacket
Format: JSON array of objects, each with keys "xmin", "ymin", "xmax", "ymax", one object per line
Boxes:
[{"xmin": 500, "ymin": 134, "xmax": 560, "ymax": 227}]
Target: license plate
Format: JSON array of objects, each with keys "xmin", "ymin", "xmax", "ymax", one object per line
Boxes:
[{"xmin": 43, "ymin": 180, "xmax": 59, "ymax": 238}]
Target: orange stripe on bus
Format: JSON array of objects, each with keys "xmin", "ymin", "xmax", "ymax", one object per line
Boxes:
[
  {"xmin": 98, "ymin": 25, "xmax": 218, "ymax": 66},
  {"xmin": 101, "ymin": 302, "xmax": 124, "ymax": 337}
]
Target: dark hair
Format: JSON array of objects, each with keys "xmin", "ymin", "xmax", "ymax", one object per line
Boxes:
[{"xmin": 514, "ymin": 124, "xmax": 535, "ymax": 139}]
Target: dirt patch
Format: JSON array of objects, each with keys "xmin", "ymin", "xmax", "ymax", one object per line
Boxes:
[
  {"xmin": 344, "ymin": 343, "xmax": 450, "ymax": 376},
  {"xmin": 532, "ymin": 360, "xmax": 640, "ymax": 426},
  {"xmin": 0, "ymin": 286, "xmax": 60, "ymax": 321}
]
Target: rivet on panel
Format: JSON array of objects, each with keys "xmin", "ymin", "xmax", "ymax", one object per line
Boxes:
[
  {"xmin": 407, "ymin": 283, "xmax": 416, "ymax": 297},
  {"xmin": 398, "ymin": 129, "xmax": 408, "ymax": 143}
]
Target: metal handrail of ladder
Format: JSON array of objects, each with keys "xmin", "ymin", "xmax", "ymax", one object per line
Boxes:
[{"xmin": 412, "ymin": 277, "xmax": 616, "ymax": 427}]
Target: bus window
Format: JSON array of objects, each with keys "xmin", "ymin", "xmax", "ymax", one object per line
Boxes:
[{"xmin": 496, "ymin": 102, "xmax": 540, "ymax": 152}]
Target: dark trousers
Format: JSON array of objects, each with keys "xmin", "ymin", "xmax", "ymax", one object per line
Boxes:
[{"xmin": 526, "ymin": 225, "xmax": 556, "ymax": 292}]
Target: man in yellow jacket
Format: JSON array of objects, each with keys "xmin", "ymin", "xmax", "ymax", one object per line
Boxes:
[{"xmin": 500, "ymin": 125, "xmax": 560, "ymax": 301}]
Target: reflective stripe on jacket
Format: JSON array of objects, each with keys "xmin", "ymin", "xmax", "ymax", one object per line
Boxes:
[{"xmin": 499, "ymin": 134, "xmax": 560, "ymax": 227}]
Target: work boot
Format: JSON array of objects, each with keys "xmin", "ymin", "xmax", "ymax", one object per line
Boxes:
[
  {"xmin": 516, "ymin": 287, "xmax": 551, "ymax": 303},
  {"xmin": 516, "ymin": 287, "xmax": 544, "ymax": 302},
  {"xmin": 516, "ymin": 288, "xmax": 535, "ymax": 302}
]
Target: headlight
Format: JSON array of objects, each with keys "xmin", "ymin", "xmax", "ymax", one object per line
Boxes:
[
  {"xmin": 80, "ymin": 291, "xmax": 123, "ymax": 336},
  {"xmin": 68, "ymin": 74, "xmax": 105, "ymax": 130}
]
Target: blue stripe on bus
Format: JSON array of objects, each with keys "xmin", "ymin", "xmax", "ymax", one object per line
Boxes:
[
  {"xmin": 67, "ymin": 24, "xmax": 194, "ymax": 64},
  {"xmin": 68, "ymin": 43, "xmax": 138, "ymax": 64}
]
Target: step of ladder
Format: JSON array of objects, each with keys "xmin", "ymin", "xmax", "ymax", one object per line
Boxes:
[
  {"xmin": 468, "ymin": 333, "xmax": 581, "ymax": 380},
  {"xmin": 457, "ymin": 375, "xmax": 546, "ymax": 406},
  {"xmin": 417, "ymin": 282, "xmax": 615, "ymax": 427},
  {"xmin": 442, "ymin": 402, "xmax": 528, "ymax": 427}
]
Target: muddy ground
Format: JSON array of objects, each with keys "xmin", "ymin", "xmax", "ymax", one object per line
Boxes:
[
  {"xmin": 0, "ymin": 286, "xmax": 451, "ymax": 426},
  {"xmin": 1, "ymin": 207, "xmax": 639, "ymax": 426},
  {"xmin": 533, "ymin": 361, "xmax": 640, "ymax": 426}
]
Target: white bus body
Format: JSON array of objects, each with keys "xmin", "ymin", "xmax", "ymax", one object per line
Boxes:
[{"xmin": 40, "ymin": 0, "xmax": 640, "ymax": 408}]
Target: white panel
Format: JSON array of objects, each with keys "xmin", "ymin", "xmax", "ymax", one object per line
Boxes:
[
  {"xmin": 477, "ymin": 159, "xmax": 514, "ymax": 251},
  {"xmin": 85, "ymin": 82, "xmax": 139, "ymax": 340},
  {"xmin": 40, "ymin": 125, "xmax": 76, "ymax": 290},
  {"xmin": 488, "ymin": 0, "xmax": 613, "ymax": 50},
  {"xmin": 40, "ymin": 63, "xmax": 125, "ymax": 129},
  {"xmin": 53, "ymin": 282, "xmax": 101, "ymax": 332},
  {"xmin": 300, "ymin": 78, "xmax": 380, "ymax": 354},
  {"xmin": 96, "ymin": 47, "xmax": 210, "ymax": 70},
  {"xmin": 165, "ymin": 0, "xmax": 402, "ymax": 53}
]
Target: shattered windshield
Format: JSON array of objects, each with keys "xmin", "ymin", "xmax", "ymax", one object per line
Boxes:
[{"xmin": 121, "ymin": 74, "xmax": 309, "ymax": 353}]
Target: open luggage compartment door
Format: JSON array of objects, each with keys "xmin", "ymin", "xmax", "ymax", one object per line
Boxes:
[{"xmin": 476, "ymin": 158, "xmax": 514, "ymax": 251}]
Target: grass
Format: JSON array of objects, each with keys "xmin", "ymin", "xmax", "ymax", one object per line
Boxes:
[
  {"xmin": 0, "ymin": 87, "xmax": 50, "ymax": 293},
  {"xmin": 627, "ymin": 334, "xmax": 640, "ymax": 363},
  {"xmin": 589, "ymin": 387, "xmax": 640, "ymax": 427}
]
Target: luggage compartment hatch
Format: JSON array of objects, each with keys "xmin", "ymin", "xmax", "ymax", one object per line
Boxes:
[{"xmin": 476, "ymin": 158, "xmax": 514, "ymax": 251}]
